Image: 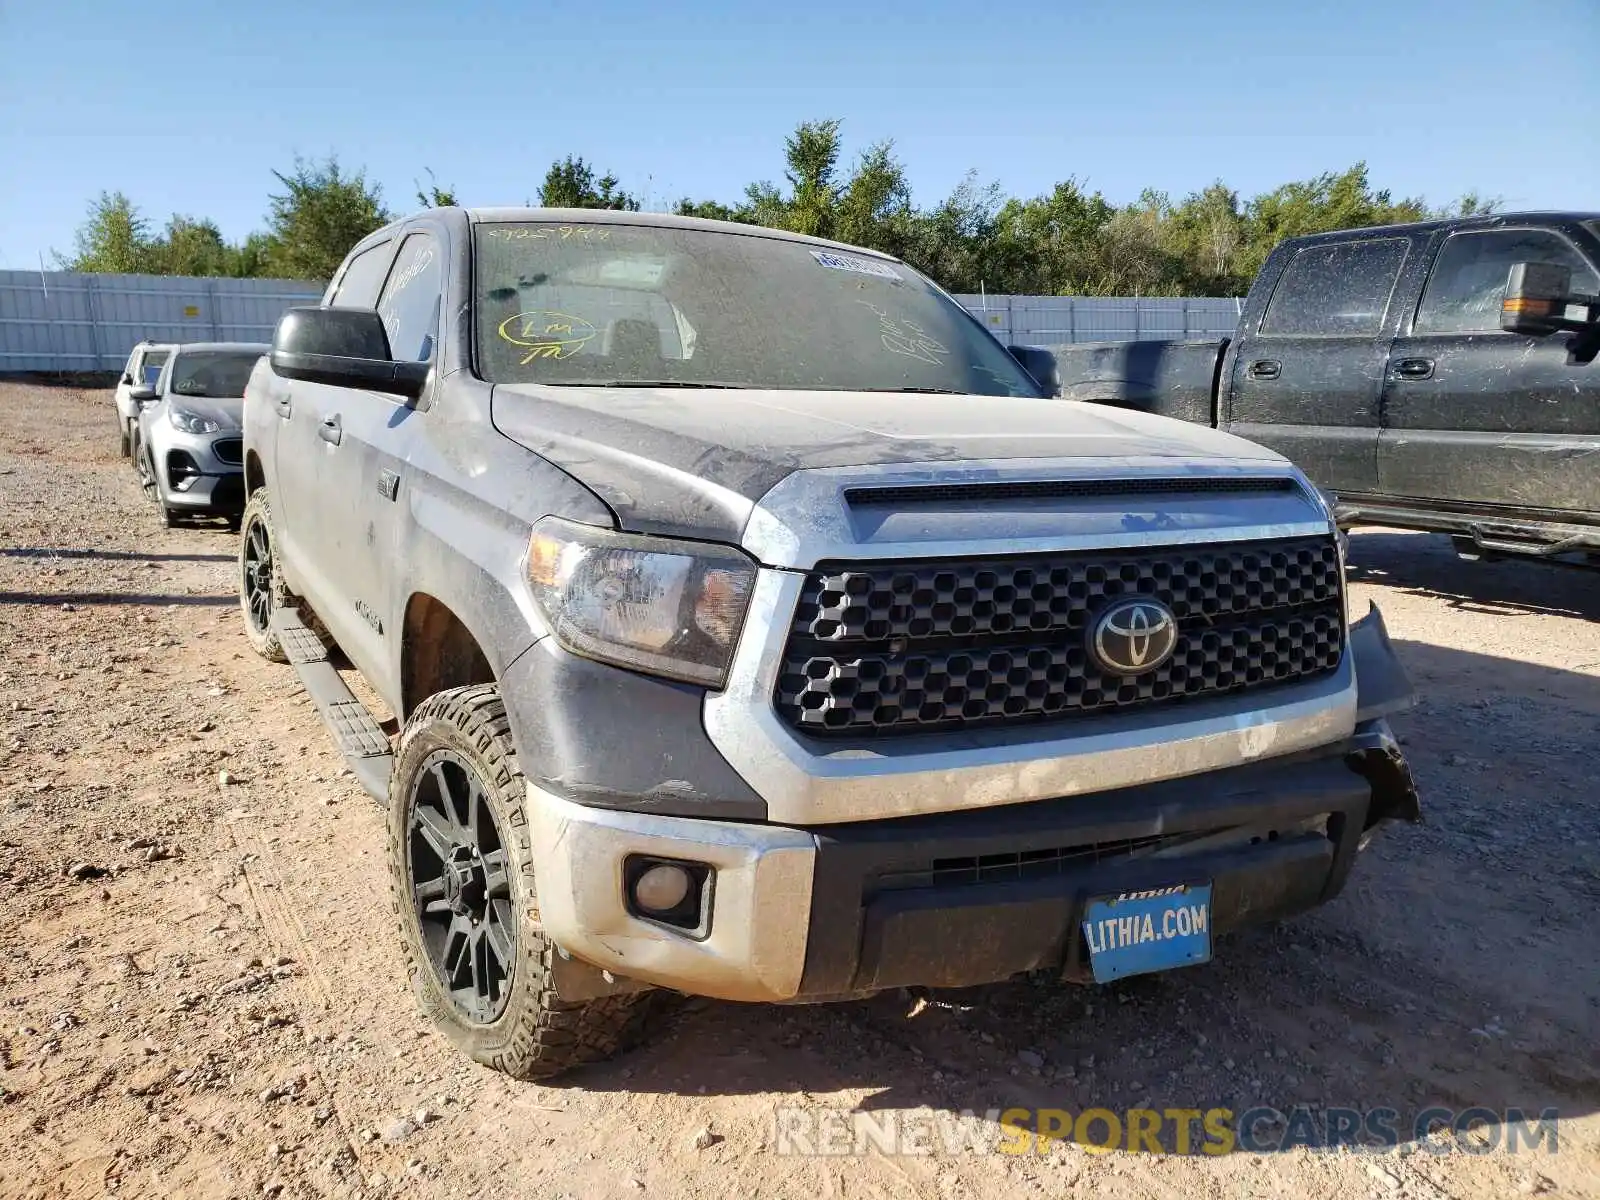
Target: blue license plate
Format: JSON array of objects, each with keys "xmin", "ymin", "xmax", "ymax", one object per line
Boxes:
[{"xmin": 1081, "ymin": 883, "xmax": 1213, "ymax": 983}]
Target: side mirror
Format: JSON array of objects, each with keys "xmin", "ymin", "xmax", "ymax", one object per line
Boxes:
[
  {"xmin": 121, "ymin": 372, "xmax": 134, "ymax": 386},
  {"xmin": 269, "ymin": 306, "xmax": 428, "ymax": 400},
  {"xmin": 1500, "ymin": 260, "xmax": 1600, "ymax": 339},
  {"xmin": 1008, "ymin": 344, "xmax": 1061, "ymax": 396},
  {"xmin": 130, "ymin": 385, "xmax": 158, "ymax": 403},
  {"xmin": 1500, "ymin": 262, "xmax": 1572, "ymax": 335}
]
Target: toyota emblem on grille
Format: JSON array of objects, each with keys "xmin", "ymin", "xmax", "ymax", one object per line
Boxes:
[{"xmin": 1090, "ymin": 597, "xmax": 1179, "ymax": 675}]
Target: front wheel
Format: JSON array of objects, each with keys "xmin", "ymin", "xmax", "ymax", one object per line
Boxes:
[
  {"xmin": 118, "ymin": 420, "xmax": 131, "ymax": 458},
  {"xmin": 388, "ymin": 684, "xmax": 660, "ymax": 1080}
]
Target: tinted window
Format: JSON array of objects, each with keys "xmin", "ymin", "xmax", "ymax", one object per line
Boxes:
[
  {"xmin": 1415, "ymin": 229, "xmax": 1600, "ymax": 334},
  {"xmin": 330, "ymin": 242, "xmax": 394, "ymax": 309},
  {"xmin": 1261, "ymin": 238, "xmax": 1410, "ymax": 337},
  {"xmin": 167, "ymin": 351, "xmax": 263, "ymax": 399},
  {"xmin": 473, "ymin": 222, "xmax": 1039, "ymax": 396},
  {"xmin": 377, "ymin": 233, "xmax": 443, "ymax": 362}
]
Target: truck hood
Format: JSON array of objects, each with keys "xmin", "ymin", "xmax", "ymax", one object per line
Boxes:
[{"xmin": 490, "ymin": 384, "xmax": 1287, "ymax": 543}]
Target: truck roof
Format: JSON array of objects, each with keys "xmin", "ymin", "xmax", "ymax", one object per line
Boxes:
[
  {"xmin": 374, "ymin": 206, "xmax": 905, "ymax": 264},
  {"xmin": 1286, "ymin": 210, "xmax": 1600, "ymax": 246}
]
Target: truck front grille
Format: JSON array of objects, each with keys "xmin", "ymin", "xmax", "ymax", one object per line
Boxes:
[{"xmin": 776, "ymin": 535, "xmax": 1344, "ymax": 736}]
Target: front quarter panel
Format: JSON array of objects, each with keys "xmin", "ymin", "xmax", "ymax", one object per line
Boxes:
[{"xmin": 385, "ymin": 373, "xmax": 615, "ymax": 714}]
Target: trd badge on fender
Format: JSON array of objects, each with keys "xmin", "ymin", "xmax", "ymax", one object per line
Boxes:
[{"xmin": 1089, "ymin": 596, "xmax": 1178, "ymax": 675}]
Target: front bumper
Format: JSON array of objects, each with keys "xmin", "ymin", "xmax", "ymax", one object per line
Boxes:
[
  {"xmin": 527, "ymin": 716, "xmax": 1419, "ymax": 1003},
  {"xmin": 145, "ymin": 422, "xmax": 245, "ymax": 514}
]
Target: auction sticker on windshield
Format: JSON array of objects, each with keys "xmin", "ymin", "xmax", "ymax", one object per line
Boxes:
[
  {"xmin": 1081, "ymin": 883, "xmax": 1212, "ymax": 982},
  {"xmin": 810, "ymin": 250, "xmax": 901, "ymax": 281}
]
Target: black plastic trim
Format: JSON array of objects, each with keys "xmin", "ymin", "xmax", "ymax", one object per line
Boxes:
[
  {"xmin": 498, "ymin": 638, "xmax": 768, "ymax": 821},
  {"xmin": 796, "ymin": 730, "xmax": 1402, "ymax": 998}
]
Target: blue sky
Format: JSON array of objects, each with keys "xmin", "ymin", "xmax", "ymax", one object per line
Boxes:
[{"xmin": 1, "ymin": 0, "xmax": 1595, "ymax": 269}]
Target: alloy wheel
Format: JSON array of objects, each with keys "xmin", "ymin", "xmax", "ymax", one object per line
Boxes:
[
  {"xmin": 240, "ymin": 516, "xmax": 275, "ymax": 635},
  {"xmin": 408, "ymin": 749, "xmax": 517, "ymax": 1023}
]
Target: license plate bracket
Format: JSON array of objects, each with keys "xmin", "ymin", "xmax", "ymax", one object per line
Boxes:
[{"xmin": 1081, "ymin": 883, "xmax": 1213, "ymax": 983}]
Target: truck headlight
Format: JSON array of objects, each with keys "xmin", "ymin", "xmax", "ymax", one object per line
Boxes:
[
  {"xmin": 168, "ymin": 406, "xmax": 220, "ymax": 434},
  {"xmin": 526, "ymin": 518, "xmax": 756, "ymax": 688}
]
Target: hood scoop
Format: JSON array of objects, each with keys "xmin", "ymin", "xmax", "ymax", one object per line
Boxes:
[{"xmin": 843, "ymin": 476, "xmax": 1298, "ymax": 508}]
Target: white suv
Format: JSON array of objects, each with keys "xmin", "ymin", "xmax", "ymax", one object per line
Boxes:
[{"xmin": 113, "ymin": 341, "xmax": 173, "ymax": 458}]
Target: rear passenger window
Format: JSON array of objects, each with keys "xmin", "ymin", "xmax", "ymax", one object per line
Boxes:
[
  {"xmin": 1414, "ymin": 229, "xmax": 1600, "ymax": 335},
  {"xmin": 1261, "ymin": 238, "xmax": 1410, "ymax": 337},
  {"xmin": 329, "ymin": 243, "xmax": 394, "ymax": 309},
  {"xmin": 377, "ymin": 233, "xmax": 443, "ymax": 362}
]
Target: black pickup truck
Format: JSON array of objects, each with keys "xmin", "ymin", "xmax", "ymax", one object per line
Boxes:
[{"xmin": 1053, "ymin": 213, "xmax": 1600, "ymax": 567}]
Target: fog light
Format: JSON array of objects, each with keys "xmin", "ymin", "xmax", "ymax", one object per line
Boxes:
[{"xmin": 632, "ymin": 863, "xmax": 692, "ymax": 914}]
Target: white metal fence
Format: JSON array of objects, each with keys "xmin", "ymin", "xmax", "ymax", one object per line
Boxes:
[
  {"xmin": 953, "ymin": 294, "xmax": 1244, "ymax": 345},
  {"xmin": 0, "ymin": 270, "xmax": 323, "ymax": 374},
  {"xmin": 0, "ymin": 270, "xmax": 1245, "ymax": 375}
]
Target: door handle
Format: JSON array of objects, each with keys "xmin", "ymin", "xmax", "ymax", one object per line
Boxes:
[
  {"xmin": 273, "ymin": 395, "xmax": 292, "ymax": 419},
  {"xmin": 319, "ymin": 414, "xmax": 342, "ymax": 446},
  {"xmin": 1394, "ymin": 357, "xmax": 1435, "ymax": 380},
  {"xmin": 1248, "ymin": 359, "xmax": 1281, "ymax": 380}
]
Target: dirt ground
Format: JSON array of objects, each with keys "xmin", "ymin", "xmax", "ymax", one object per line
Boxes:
[{"xmin": 1, "ymin": 380, "xmax": 1596, "ymax": 1200}]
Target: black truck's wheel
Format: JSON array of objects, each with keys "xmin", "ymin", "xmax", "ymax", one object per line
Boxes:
[
  {"xmin": 388, "ymin": 684, "xmax": 659, "ymax": 1080},
  {"xmin": 237, "ymin": 489, "xmax": 330, "ymax": 662}
]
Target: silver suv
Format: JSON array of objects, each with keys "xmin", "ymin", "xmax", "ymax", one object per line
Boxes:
[{"xmin": 132, "ymin": 341, "xmax": 266, "ymax": 528}]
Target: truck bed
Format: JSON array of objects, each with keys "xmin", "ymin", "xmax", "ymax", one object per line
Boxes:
[{"xmin": 1053, "ymin": 338, "xmax": 1227, "ymax": 426}]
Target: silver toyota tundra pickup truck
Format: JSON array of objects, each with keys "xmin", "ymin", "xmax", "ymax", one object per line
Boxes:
[{"xmin": 238, "ymin": 207, "xmax": 1419, "ymax": 1080}]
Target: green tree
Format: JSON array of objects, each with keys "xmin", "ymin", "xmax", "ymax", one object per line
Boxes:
[
  {"xmin": 899, "ymin": 171, "xmax": 1007, "ymax": 294},
  {"xmin": 58, "ymin": 191, "xmax": 157, "ymax": 273},
  {"xmin": 539, "ymin": 156, "xmax": 640, "ymax": 210},
  {"xmin": 261, "ymin": 156, "xmax": 391, "ymax": 283},
  {"xmin": 673, "ymin": 198, "xmax": 740, "ymax": 222},
  {"xmin": 1239, "ymin": 163, "xmax": 1426, "ymax": 280},
  {"xmin": 415, "ymin": 167, "xmax": 458, "ymax": 208},
  {"xmin": 152, "ymin": 215, "xmax": 233, "ymax": 277},
  {"xmin": 227, "ymin": 232, "xmax": 278, "ymax": 278},
  {"xmin": 780, "ymin": 119, "xmax": 843, "ymax": 238},
  {"xmin": 833, "ymin": 141, "xmax": 913, "ymax": 254}
]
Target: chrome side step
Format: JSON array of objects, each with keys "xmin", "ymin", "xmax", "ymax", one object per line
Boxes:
[{"xmin": 270, "ymin": 609, "xmax": 392, "ymax": 802}]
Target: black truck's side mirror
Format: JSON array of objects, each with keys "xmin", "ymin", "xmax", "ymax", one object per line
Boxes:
[
  {"xmin": 1500, "ymin": 261, "xmax": 1600, "ymax": 337},
  {"xmin": 1008, "ymin": 344, "xmax": 1061, "ymax": 396},
  {"xmin": 270, "ymin": 306, "xmax": 428, "ymax": 400}
]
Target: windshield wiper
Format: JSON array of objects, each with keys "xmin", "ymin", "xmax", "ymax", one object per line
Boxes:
[{"xmin": 875, "ymin": 386, "xmax": 967, "ymax": 395}]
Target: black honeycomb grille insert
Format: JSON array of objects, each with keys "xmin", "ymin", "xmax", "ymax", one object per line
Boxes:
[{"xmin": 777, "ymin": 536, "xmax": 1344, "ymax": 736}]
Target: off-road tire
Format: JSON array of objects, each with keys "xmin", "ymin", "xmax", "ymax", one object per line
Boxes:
[
  {"xmin": 237, "ymin": 488, "xmax": 332, "ymax": 663},
  {"xmin": 389, "ymin": 684, "xmax": 660, "ymax": 1080}
]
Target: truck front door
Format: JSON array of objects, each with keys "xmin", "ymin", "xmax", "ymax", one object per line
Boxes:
[
  {"xmin": 1224, "ymin": 236, "xmax": 1413, "ymax": 496},
  {"xmin": 310, "ymin": 229, "xmax": 444, "ymax": 687},
  {"xmin": 271, "ymin": 236, "xmax": 396, "ymax": 639},
  {"xmin": 1378, "ymin": 225, "xmax": 1600, "ymax": 514}
]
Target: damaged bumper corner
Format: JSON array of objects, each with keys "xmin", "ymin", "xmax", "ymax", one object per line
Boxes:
[{"xmin": 1348, "ymin": 602, "xmax": 1421, "ymax": 828}]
